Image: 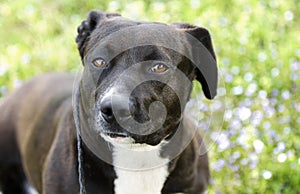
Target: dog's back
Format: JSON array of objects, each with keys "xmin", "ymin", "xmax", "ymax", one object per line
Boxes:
[{"xmin": 0, "ymin": 73, "xmax": 74, "ymax": 193}]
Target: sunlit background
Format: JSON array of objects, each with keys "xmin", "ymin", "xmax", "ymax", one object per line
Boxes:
[{"xmin": 0, "ymin": 0, "xmax": 299, "ymax": 193}]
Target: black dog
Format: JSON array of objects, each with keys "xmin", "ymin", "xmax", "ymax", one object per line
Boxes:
[{"xmin": 0, "ymin": 11, "xmax": 217, "ymax": 194}]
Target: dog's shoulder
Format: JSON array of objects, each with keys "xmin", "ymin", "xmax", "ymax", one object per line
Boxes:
[{"xmin": 163, "ymin": 115, "xmax": 210, "ymax": 193}]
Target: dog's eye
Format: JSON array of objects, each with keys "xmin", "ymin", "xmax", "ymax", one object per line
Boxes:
[
  {"xmin": 92, "ymin": 58, "xmax": 107, "ymax": 68},
  {"xmin": 150, "ymin": 63, "xmax": 168, "ymax": 73}
]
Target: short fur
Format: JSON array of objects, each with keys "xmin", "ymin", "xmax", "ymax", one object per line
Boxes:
[{"xmin": 0, "ymin": 11, "xmax": 217, "ymax": 194}]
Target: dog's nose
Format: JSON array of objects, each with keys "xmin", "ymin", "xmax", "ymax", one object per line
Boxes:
[{"xmin": 100, "ymin": 96, "xmax": 131, "ymax": 123}]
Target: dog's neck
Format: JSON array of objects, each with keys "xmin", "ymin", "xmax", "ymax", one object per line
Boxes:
[{"xmin": 109, "ymin": 139, "xmax": 170, "ymax": 194}]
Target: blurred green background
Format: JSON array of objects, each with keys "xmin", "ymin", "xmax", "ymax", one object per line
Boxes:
[{"xmin": 0, "ymin": 0, "xmax": 299, "ymax": 193}]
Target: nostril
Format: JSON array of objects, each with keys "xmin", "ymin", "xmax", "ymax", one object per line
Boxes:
[
  {"xmin": 101, "ymin": 106, "xmax": 113, "ymax": 116},
  {"xmin": 100, "ymin": 99, "xmax": 114, "ymax": 122},
  {"xmin": 100, "ymin": 95, "xmax": 134, "ymax": 123}
]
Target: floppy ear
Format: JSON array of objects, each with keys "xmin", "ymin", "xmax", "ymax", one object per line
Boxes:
[
  {"xmin": 76, "ymin": 10, "xmax": 121, "ymax": 60},
  {"xmin": 171, "ymin": 23, "xmax": 218, "ymax": 99}
]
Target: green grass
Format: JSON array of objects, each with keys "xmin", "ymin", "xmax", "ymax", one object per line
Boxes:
[{"xmin": 1, "ymin": 0, "xmax": 300, "ymax": 193}]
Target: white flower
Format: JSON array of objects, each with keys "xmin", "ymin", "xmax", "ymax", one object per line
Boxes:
[
  {"xmin": 277, "ymin": 153, "xmax": 287, "ymax": 163},
  {"xmin": 245, "ymin": 83, "xmax": 257, "ymax": 96},
  {"xmin": 281, "ymin": 90, "xmax": 291, "ymax": 100},
  {"xmin": 258, "ymin": 90, "xmax": 267, "ymax": 99},
  {"xmin": 258, "ymin": 52, "xmax": 267, "ymax": 62},
  {"xmin": 231, "ymin": 86, "xmax": 243, "ymax": 95},
  {"xmin": 238, "ymin": 107, "xmax": 251, "ymax": 121},
  {"xmin": 0, "ymin": 65, "xmax": 8, "ymax": 76},
  {"xmin": 214, "ymin": 132, "xmax": 230, "ymax": 151},
  {"xmin": 273, "ymin": 142, "xmax": 286, "ymax": 154},
  {"xmin": 212, "ymin": 159, "xmax": 226, "ymax": 172},
  {"xmin": 284, "ymin": 10, "xmax": 294, "ymax": 21},
  {"xmin": 244, "ymin": 72, "xmax": 253, "ymax": 82},
  {"xmin": 253, "ymin": 140, "xmax": 264, "ymax": 154},
  {"xmin": 262, "ymin": 170, "xmax": 272, "ymax": 180}
]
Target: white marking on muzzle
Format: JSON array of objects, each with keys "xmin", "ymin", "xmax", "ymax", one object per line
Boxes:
[{"xmin": 95, "ymin": 87, "xmax": 116, "ymax": 133}]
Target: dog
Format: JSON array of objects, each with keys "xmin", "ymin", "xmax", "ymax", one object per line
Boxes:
[{"xmin": 0, "ymin": 11, "xmax": 217, "ymax": 194}]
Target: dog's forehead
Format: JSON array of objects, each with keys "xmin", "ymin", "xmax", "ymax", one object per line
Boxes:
[
  {"xmin": 93, "ymin": 19, "xmax": 138, "ymax": 40},
  {"xmin": 85, "ymin": 21, "xmax": 194, "ymax": 64},
  {"xmin": 94, "ymin": 18, "xmax": 171, "ymax": 41}
]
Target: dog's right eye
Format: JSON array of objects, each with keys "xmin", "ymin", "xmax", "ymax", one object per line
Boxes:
[
  {"xmin": 92, "ymin": 58, "xmax": 107, "ymax": 68},
  {"xmin": 150, "ymin": 63, "xmax": 169, "ymax": 74}
]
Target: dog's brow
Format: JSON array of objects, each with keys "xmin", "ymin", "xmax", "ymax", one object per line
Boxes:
[{"xmin": 143, "ymin": 48, "xmax": 167, "ymax": 61}]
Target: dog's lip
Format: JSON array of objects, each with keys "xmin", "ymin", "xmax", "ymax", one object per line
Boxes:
[
  {"xmin": 100, "ymin": 131, "xmax": 136, "ymax": 145},
  {"xmin": 102, "ymin": 131, "xmax": 128, "ymax": 138}
]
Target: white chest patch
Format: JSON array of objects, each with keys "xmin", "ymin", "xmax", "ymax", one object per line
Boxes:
[{"xmin": 110, "ymin": 139, "xmax": 169, "ymax": 194}]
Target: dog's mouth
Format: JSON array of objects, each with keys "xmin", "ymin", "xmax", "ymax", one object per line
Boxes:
[
  {"xmin": 103, "ymin": 131, "xmax": 128, "ymax": 138},
  {"xmin": 100, "ymin": 131, "xmax": 136, "ymax": 144}
]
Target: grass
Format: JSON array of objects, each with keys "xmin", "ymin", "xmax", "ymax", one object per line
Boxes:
[{"xmin": 1, "ymin": 0, "xmax": 300, "ymax": 193}]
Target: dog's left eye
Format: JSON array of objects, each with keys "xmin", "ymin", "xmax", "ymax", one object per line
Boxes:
[
  {"xmin": 150, "ymin": 63, "xmax": 169, "ymax": 73},
  {"xmin": 92, "ymin": 58, "xmax": 107, "ymax": 68}
]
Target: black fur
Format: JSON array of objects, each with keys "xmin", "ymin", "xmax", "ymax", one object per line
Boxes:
[
  {"xmin": 76, "ymin": 11, "xmax": 121, "ymax": 59},
  {"xmin": 0, "ymin": 11, "xmax": 216, "ymax": 194}
]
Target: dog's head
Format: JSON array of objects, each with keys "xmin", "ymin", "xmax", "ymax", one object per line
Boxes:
[{"xmin": 75, "ymin": 11, "xmax": 217, "ymax": 146}]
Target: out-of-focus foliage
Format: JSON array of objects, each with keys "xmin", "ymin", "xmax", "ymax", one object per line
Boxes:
[{"xmin": 0, "ymin": 0, "xmax": 299, "ymax": 193}]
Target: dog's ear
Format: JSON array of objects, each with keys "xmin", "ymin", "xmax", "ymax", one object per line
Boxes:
[
  {"xmin": 76, "ymin": 11, "xmax": 121, "ymax": 60},
  {"xmin": 171, "ymin": 23, "xmax": 218, "ymax": 99}
]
